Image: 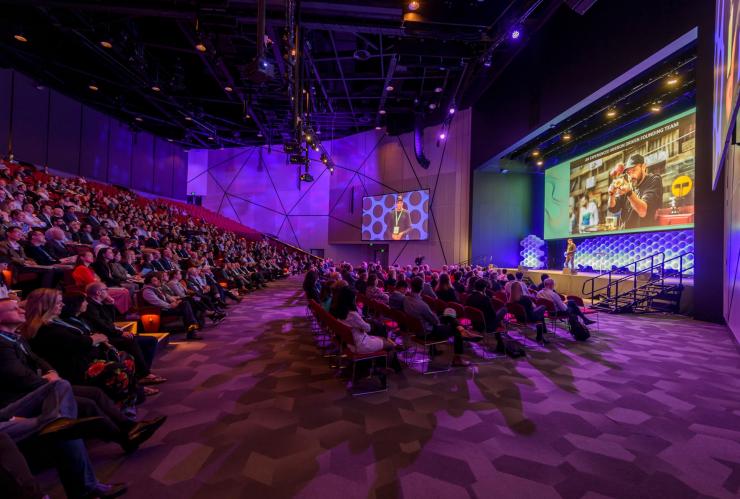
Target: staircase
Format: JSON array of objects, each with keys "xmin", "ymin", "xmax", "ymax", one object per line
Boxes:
[{"xmin": 582, "ymin": 251, "xmax": 693, "ymax": 314}]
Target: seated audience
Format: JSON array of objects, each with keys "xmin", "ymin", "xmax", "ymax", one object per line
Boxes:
[
  {"xmin": 536, "ymin": 278, "xmax": 595, "ymax": 325},
  {"xmin": 142, "ymin": 272, "xmax": 203, "ymax": 340},
  {"xmin": 435, "ymin": 273, "xmax": 459, "ymax": 303}
]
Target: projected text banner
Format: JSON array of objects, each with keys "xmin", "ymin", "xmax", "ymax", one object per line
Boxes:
[
  {"xmin": 362, "ymin": 189, "xmax": 430, "ymax": 241},
  {"xmin": 545, "ymin": 109, "xmax": 696, "ymax": 240}
]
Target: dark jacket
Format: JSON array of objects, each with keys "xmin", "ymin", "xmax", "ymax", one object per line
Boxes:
[
  {"xmin": 82, "ymin": 300, "xmax": 120, "ymax": 338},
  {"xmin": 91, "ymin": 261, "xmax": 120, "ymax": 287},
  {"xmin": 45, "ymin": 240, "xmax": 73, "ymax": 260},
  {"xmin": 26, "ymin": 244, "xmax": 59, "ymax": 266},
  {"xmin": 0, "ymin": 332, "xmax": 53, "ymax": 410},
  {"xmin": 30, "ymin": 320, "xmax": 97, "ymax": 385},
  {"xmin": 465, "ymin": 291, "xmax": 499, "ymax": 333}
]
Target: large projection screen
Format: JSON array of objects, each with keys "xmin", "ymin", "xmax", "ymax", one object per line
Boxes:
[
  {"xmin": 545, "ymin": 109, "xmax": 696, "ymax": 240},
  {"xmin": 362, "ymin": 189, "xmax": 430, "ymax": 241}
]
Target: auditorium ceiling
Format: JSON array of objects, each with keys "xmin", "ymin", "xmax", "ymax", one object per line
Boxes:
[{"xmin": 0, "ymin": 0, "xmax": 565, "ymax": 149}]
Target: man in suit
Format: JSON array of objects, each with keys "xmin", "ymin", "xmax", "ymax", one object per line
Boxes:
[
  {"xmin": 37, "ymin": 204, "xmax": 54, "ymax": 230},
  {"xmin": 0, "ymin": 298, "xmax": 128, "ymax": 498},
  {"xmin": 44, "ymin": 227, "xmax": 75, "ymax": 261},
  {"xmin": 84, "ymin": 282, "xmax": 162, "ymax": 382},
  {"xmin": 62, "ymin": 206, "xmax": 78, "ymax": 224},
  {"xmin": 26, "ymin": 229, "xmax": 60, "ymax": 266}
]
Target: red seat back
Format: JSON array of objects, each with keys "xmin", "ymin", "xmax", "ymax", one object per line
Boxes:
[{"xmin": 463, "ymin": 306, "xmax": 486, "ymax": 333}]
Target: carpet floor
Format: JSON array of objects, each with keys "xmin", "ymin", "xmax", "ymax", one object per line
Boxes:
[{"xmin": 48, "ymin": 276, "xmax": 740, "ymax": 499}]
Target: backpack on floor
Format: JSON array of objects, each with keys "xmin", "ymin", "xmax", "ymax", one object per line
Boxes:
[
  {"xmin": 569, "ymin": 317, "xmax": 590, "ymax": 341},
  {"xmin": 504, "ymin": 339, "xmax": 526, "ymax": 358}
]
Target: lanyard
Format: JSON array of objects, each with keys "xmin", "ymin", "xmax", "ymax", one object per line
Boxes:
[{"xmin": 394, "ymin": 209, "xmax": 403, "ymax": 226}]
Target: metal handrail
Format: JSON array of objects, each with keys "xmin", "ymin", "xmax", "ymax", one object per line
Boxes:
[
  {"xmin": 582, "ymin": 250, "xmax": 694, "ymax": 311},
  {"xmin": 581, "ymin": 252, "xmax": 666, "ymax": 303}
]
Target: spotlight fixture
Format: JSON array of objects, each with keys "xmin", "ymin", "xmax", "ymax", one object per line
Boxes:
[
  {"xmin": 224, "ymin": 86, "xmax": 233, "ymax": 92},
  {"xmin": 438, "ymin": 132, "xmax": 446, "ymax": 140},
  {"xmin": 375, "ymin": 126, "xmax": 383, "ymax": 130},
  {"xmin": 386, "ymin": 84, "xmax": 395, "ymax": 92},
  {"xmin": 606, "ymin": 109, "xmax": 617, "ymax": 118},
  {"xmin": 207, "ymin": 136, "xmax": 215, "ymax": 141},
  {"xmin": 329, "ymin": 166, "xmax": 334, "ymax": 174},
  {"xmin": 88, "ymin": 84, "xmax": 99, "ymax": 92},
  {"xmin": 536, "ymin": 160, "xmax": 544, "ymax": 166},
  {"xmin": 290, "ymin": 48, "xmax": 296, "ymax": 57},
  {"xmin": 429, "ymin": 103, "xmax": 437, "ymax": 110},
  {"xmin": 321, "ymin": 153, "xmax": 329, "ymax": 164},
  {"xmin": 532, "ymin": 150, "xmax": 540, "ymax": 157},
  {"xmin": 245, "ymin": 114, "xmax": 251, "ymax": 119},
  {"xmin": 257, "ymin": 132, "xmax": 263, "ymax": 138},
  {"xmin": 305, "ymin": 133, "xmax": 313, "ymax": 143},
  {"xmin": 100, "ymin": 40, "xmax": 113, "ymax": 49},
  {"xmin": 13, "ymin": 34, "xmax": 28, "ymax": 43},
  {"xmin": 510, "ymin": 28, "xmax": 521, "ymax": 40},
  {"xmin": 448, "ymin": 106, "xmax": 456, "ymax": 115},
  {"xmin": 666, "ymin": 75, "xmax": 679, "ymax": 85},
  {"xmin": 167, "ymin": 138, "xmax": 174, "ymax": 143},
  {"xmin": 184, "ymin": 116, "xmax": 192, "ymax": 121},
  {"xmin": 379, "ymin": 109, "xmax": 387, "ymax": 115},
  {"xmin": 195, "ymin": 43, "xmax": 207, "ymax": 52},
  {"xmin": 500, "ymin": 168, "xmax": 510, "ymax": 174},
  {"xmin": 135, "ymin": 117, "xmax": 143, "ymax": 122},
  {"xmin": 151, "ymin": 85, "xmax": 161, "ymax": 92},
  {"xmin": 408, "ymin": 1, "xmax": 420, "ymax": 11},
  {"xmin": 434, "ymin": 87, "xmax": 443, "ymax": 93},
  {"xmin": 300, "ymin": 172, "xmax": 314, "ymax": 182},
  {"xmin": 650, "ymin": 103, "xmax": 662, "ymax": 113},
  {"xmin": 563, "ymin": 133, "xmax": 572, "ymax": 140}
]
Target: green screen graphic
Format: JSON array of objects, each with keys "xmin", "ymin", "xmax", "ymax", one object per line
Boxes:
[{"xmin": 544, "ymin": 109, "xmax": 695, "ymax": 240}]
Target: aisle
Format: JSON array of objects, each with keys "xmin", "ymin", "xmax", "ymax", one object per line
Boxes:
[{"xmin": 64, "ymin": 276, "xmax": 740, "ymax": 499}]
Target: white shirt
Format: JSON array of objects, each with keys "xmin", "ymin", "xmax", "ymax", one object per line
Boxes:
[{"xmin": 537, "ymin": 288, "xmax": 567, "ymax": 312}]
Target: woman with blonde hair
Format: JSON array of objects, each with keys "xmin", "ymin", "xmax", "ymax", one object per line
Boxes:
[{"xmin": 24, "ymin": 289, "xmax": 139, "ymax": 410}]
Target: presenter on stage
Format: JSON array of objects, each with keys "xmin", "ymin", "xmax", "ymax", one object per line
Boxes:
[
  {"xmin": 384, "ymin": 194, "xmax": 412, "ymax": 240},
  {"xmin": 607, "ymin": 154, "xmax": 663, "ymax": 229},
  {"xmin": 564, "ymin": 238, "xmax": 576, "ymax": 271}
]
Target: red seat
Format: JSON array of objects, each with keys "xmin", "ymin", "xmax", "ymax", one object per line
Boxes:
[
  {"xmin": 463, "ymin": 306, "xmax": 486, "ymax": 333},
  {"xmin": 446, "ymin": 302, "xmax": 465, "ymax": 319}
]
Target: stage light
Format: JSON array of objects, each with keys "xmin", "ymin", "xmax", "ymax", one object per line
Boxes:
[
  {"xmin": 606, "ymin": 109, "xmax": 617, "ymax": 118},
  {"xmin": 500, "ymin": 168, "xmax": 510, "ymax": 174},
  {"xmin": 305, "ymin": 133, "xmax": 313, "ymax": 143},
  {"xmin": 257, "ymin": 132, "xmax": 263, "ymax": 138},
  {"xmin": 434, "ymin": 87, "xmax": 443, "ymax": 93},
  {"xmin": 666, "ymin": 75, "xmax": 679, "ymax": 85},
  {"xmin": 510, "ymin": 28, "xmax": 521, "ymax": 40},
  {"xmin": 650, "ymin": 103, "xmax": 662, "ymax": 113},
  {"xmin": 245, "ymin": 114, "xmax": 251, "ymax": 119},
  {"xmin": 532, "ymin": 150, "xmax": 540, "ymax": 157},
  {"xmin": 207, "ymin": 136, "xmax": 215, "ymax": 141},
  {"xmin": 135, "ymin": 117, "xmax": 143, "ymax": 122},
  {"xmin": 329, "ymin": 166, "xmax": 334, "ymax": 173},
  {"xmin": 321, "ymin": 153, "xmax": 329, "ymax": 164},
  {"xmin": 100, "ymin": 40, "xmax": 113, "ymax": 49},
  {"xmin": 386, "ymin": 84, "xmax": 395, "ymax": 92},
  {"xmin": 429, "ymin": 103, "xmax": 437, "ymax": 110},
  {"xmin": 151, "ymin": 85, "xmax": 161, "ymax": 92},
  {"xmin": 375, "ymin": 126, "xmax": 382, "ymax": 130},
  {"xmin": 438, "ymin": 131, "xmax": 446, "ymax": 140},
  {"xmin": 536, "ymin": 160, "xmax": 544, "ymax": 166},
  {"xmin": 88, "ymin": 84, "xmax": 99, "ymax": 92},
  {"xmin": 224, "ymin": 86, "xmax": 233, "ymax": 92},
  {"xmin": 195, "ymin": 43, "xmax": 207, "ymax": 52},
  {"xmin": 290, "ymin": 48, "xmax": 296, "ymax": 57},
  {"xmin": 563, "ymin": 133, "xmax": 572, "ymax": 141},
  {"xmin": 167, "ymin": 138, "xmax": 174, "ymax": 142},
  {"xmin": 184, "ymin": 116, "xmax": 192, "ymax": 121},
  {"xmin": 408, "ymin": 1, "xmax": 420, "ymax": 11},
  {"xmin": 379, "ymin": 109, "xmax": 387, "ymax": 115},
  {"xmin": 483, "ymin": 54, "xmax": 492, "ymax": 68},
  {"xmin": 448, "ymin": 106, "xmax": 456, "ymax": 115},
  {"xmin": 13, "ymin": 34, "xmax": 28, "ymax": 43}
]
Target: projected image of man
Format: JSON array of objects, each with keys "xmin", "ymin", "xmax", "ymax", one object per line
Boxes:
[
  {"xmin": 385, "ymin": 194, "xmax": 412, "ymax": 240},
  {"xmin": 607, "ymin": 154, "xmax": 663, "ymax": 229}
]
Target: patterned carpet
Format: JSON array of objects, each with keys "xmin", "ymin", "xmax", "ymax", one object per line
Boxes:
[{"xmin": 47, "ymin": 276, "xmax": 740, "ymax": 498}]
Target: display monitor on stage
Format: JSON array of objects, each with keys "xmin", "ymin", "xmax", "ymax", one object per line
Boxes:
[
  {"xmin": 544, "ymin": 109, "xmax": 696, "ymax": 240},
  {"xmin": 361, "ymin": 189, "xmax": 430, "ymax": 241}
]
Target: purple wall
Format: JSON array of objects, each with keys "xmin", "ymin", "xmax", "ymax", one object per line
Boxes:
[
  {"xmin": 0, "ymin": 68, "xmax": 186, "ymax": 199},
  {"xmin": 194, "ymin": 110, "xmax": 472, "ymax": 267}
]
